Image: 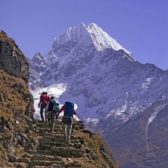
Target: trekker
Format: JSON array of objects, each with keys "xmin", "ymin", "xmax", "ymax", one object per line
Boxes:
[
  {"xmin": 38, "ymin": 92, "xmax": 50, "ymax": 122},
  {"xmin": 46, "ymin": 96, "xmax": 60, "ymax": 133},
  {"xmin": 59, "ymin": 101, "xmax": 77, "ymax": 143}
]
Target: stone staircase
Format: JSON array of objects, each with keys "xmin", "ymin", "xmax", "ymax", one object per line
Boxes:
[
  {"xmin": 10, "ymin": 120, "xmax": 95, "ymax": 168},
  {"xmin": 8, "ymin": 120, "xmax": 115, "ymax": 168}
]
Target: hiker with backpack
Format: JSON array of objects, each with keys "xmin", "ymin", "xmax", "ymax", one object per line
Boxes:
[
  {"xmin": 59, "ymin": 101, "xmax": 77, "ymax": 143},
  {"xmin": 46, "ymin": 96, "xmax": 60, "ymax": 133},
  {"xmin": 38, "ymin": 92, "xmax": 50, "ymax": 122}
]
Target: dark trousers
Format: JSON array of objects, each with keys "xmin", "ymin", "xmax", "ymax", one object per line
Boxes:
[{"xmin": 40, "ymin": 104, "xmax": 46, "ymax": 122}]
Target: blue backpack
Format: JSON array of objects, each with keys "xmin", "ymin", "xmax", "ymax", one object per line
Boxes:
[{"xmin": 64, "ymin": 102, "xmax": 74, "ymax": 117}]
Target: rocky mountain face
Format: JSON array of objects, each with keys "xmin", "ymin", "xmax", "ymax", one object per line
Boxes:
[
  {"xmin": 29, "ymin": 23, "xmax": 168, "ymax": 168},
  {"xmin": 0, "ymin": 31, "xmax": 118, "ymax": 168},
  {"xmin": 0, "ymin": 31, "xmax": 29, "ymax": 81},
  {"xmin": 103, "ymin": 99, "xmax": 168, "ymax": 168},
  {"xmin": 0, "ymin": 31, "xmax": 37, "ymax": 167}
]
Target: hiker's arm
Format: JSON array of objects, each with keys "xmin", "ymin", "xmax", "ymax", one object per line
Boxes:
[
  {"xmin": 39, "ymin": 95, "xmax": 42, "ymax": 103},
  {"xmin": 59, "ymin": 106, "xmax": 65, "ymax": 113},
  {"xmin": 73, "ymin": 110, "xmax": 77, "ymax": 115},
  {"xmin": 38, "ymin": 95, "xmax": 42, "ymax": 107},
  {"xmin": 48, "ymin": 96, "xmax": 51, "ymax": 102}
]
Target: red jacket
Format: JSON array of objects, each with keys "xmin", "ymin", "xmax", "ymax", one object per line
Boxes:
[{"xmin": 40, "ymin": 94, "xmax": 50, "ymax": 105}]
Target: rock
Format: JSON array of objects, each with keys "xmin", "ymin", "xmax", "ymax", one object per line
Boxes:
[
  {"xmin": 17, "ymin": 157, "xmax": 30, "ymax": 164},
  {"xmin": 8, "ymin": 154, "xmax": 17, "ymax": 162},
  {"xmin": 0, "ymin": 32, "xmax": 37, "ymax": 168},
  {"xmin": 66, "ymin": 160, "xmax": 82, "ymax": 167},
  {"xmin": 21, "ymin": 153, "xmax": 31, "ymax": 158},
  {"xmin": 52, "ymin": 164, "xmax": 64, "ymax": 168},
  {"xmin": 14, "ymin": 162, "xmax": 28, "ymax": 168},
  {"xmin": 0, "ymin": 32, "xmax": 29, "ymax": 81},
  {"xmin": 74, "ymin": 142, "xmax": 82, "ymax": 149},
  {"xmin": 0, "ymin": 93, "xmax": 5, "ymax": 102}
]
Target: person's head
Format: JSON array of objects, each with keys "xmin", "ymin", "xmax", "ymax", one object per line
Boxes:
[
  {"xmin": 51, "ymin": 96, "xmax": 55, "ymax": 99},
  {"xmin": 42, "ymin": 92, "xmax": 47, "ymax": 95}
]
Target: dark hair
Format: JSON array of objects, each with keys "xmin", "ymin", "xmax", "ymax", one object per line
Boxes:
[{"xmin": 51, "ymin": 96, "xmax": 55, "ymax": 99}]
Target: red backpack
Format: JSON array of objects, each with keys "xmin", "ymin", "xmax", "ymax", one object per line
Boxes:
[{"xmin": 40, "ymin": 93, "xmax": 50, "ymax": 106}]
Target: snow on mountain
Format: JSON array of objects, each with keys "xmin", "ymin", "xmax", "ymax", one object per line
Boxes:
[
  {"xmin": 29, "ymin": 23, "xmax": 168, "ymax": 168},
  {"xmin": 53, "ymin": 23, "xmax": 131, "ymax": 54},
  {"xmin": 30, "ymin": 83, "xmax": 66, "ymax": 119},
  {"xmin": 145, "ymin": 103, "xmax": 167, "ymax": 153},
  {"xmin": 87, "ymin": 23, "xmax": 131, "ymax": 54},
  {"xmin": 29, "ymin": 23, "xmax": 168, "ymax": 126}
]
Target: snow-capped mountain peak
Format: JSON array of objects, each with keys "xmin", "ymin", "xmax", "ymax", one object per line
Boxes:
[
  {"xmin": 53, "ymin": 23, "xmax": 91, "ymax": 47},
  {"xmin": 87, "ymin": 23, "xmax": 130, "ymax": 54},
  {"xmin": 53, "ymin": 23, "xmax": 131, "ymax": 55}
]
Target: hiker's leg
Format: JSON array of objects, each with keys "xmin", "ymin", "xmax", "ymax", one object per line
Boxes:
[
  {"xmin": 67, "ymin": 118, "xmax": 73, "ymax": 143},
  {"xmin": 48, "ymin": 111, "xmax": 51, "ymax": 127},
  {"xmin": 55, "ymin": 112, "xmax": 58, "ymax": 120},
  {"xmin": 51, "ymin": 112, "xmax": 55, "ymax": 132},
  {"xmin": 64, "ymin": 124, "xmax": 68, "ymax": 141},
  {"xmin": 67, "ymin": 124, "xmax": 71, "ymax": 142},
  {"xmin": 40, "ymin": 106, "xmax": 44, "ymax": 122},
  {"xmin": 46, "ymin": 111, "xmax": 50, "ymax": 125}
]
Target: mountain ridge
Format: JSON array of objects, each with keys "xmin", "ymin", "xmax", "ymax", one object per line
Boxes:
[
  {"xmin": 29, "ymin": 23, "xmax": 168, "ymax": 168},
  {"xmin": 53, "ymin": 23, "xmax": 131, "ymax": 55}
]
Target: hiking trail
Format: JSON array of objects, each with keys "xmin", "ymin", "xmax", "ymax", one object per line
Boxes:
[{"xmin": 8, "ymin": 120, "xmax": 115, "ymax": 168}]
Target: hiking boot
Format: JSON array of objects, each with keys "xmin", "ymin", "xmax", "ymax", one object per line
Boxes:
[{"xmin": 51, "ymin": 127, "xmax": 55, "ymax": 133}]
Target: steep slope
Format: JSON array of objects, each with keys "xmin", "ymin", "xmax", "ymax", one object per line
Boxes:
[
  {"xmin": 29, "ymin": 23, "xmax": 168, "ymax": 168},
  {"xmin": 0, "ymin": 31, "xmax": 37, "ymax": 167},
  {"xmin": 106, "ymin": 99, "xmax": 168, "ymax": 168},
  {"xmin": 0, "ymin": 30, "xmax": 118, "ymax": 168}
]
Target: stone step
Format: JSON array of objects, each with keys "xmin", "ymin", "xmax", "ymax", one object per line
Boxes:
[
  {"xmin": 32, "ymin": 165, "xmax": 63, "ymax": 168},
  {"xmin": 29, "ymin": 160, "xmax": 63, "ymax": 167},
  {"xmin": 38, "ymin": 140, "xmax": 83, "ymax": 150},
  {"xmin": 50, "ymin": 146, "xmax": 84, "ymax": 158},
  {"xmin": 34, "ymin": 147, "xmax": 84, "ymax": 158},
  {"xmin": 66, "ymin": 162, "xmax": 82, "ymax": 168},
  {"xmin": 37, "ymin": 124, "xmax": 64, "ymax": 129},
  {"xmin": 38, "ymin": 134, "xmax": 80, "ymax": 139},
  {"xmin": 38, "ymin": 135, "xmax": 65, "ymax": 142},
  {"xmin": 38, "ymin": 137, "xmax": 83, "ymax": 146},
  {"xmin": 37, "ymin": 143, "xmax": 51, "ymax": 151},
  {"xmin": 38, "ymin": 141, "xmax": 70, "ymax": 149},
  {"xmin": 37, "ymin": 132, "xmax": 64, "ymax": 137},
  {"xmin": 31, "ymin": 154, "xmax": 62, "ymax": 162},
  {"xmin": 36, "ymin": 122, "xmax": 63, "ymax": 128},
  {"xmin": 37, "ymin": 127, "xmax": 63, "ymax": 133},
  {"xmin": 16, "ymin": 157, "xmax": 30, "ymax": 165},
  {"xmin": 30, "ymin": 166, "xmax": 46, "ymax": 168}
]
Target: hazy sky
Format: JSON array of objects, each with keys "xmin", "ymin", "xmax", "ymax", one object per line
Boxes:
[{"xmin": 1, "ymin": 0, "xmax": 168, "ymax": 70}]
